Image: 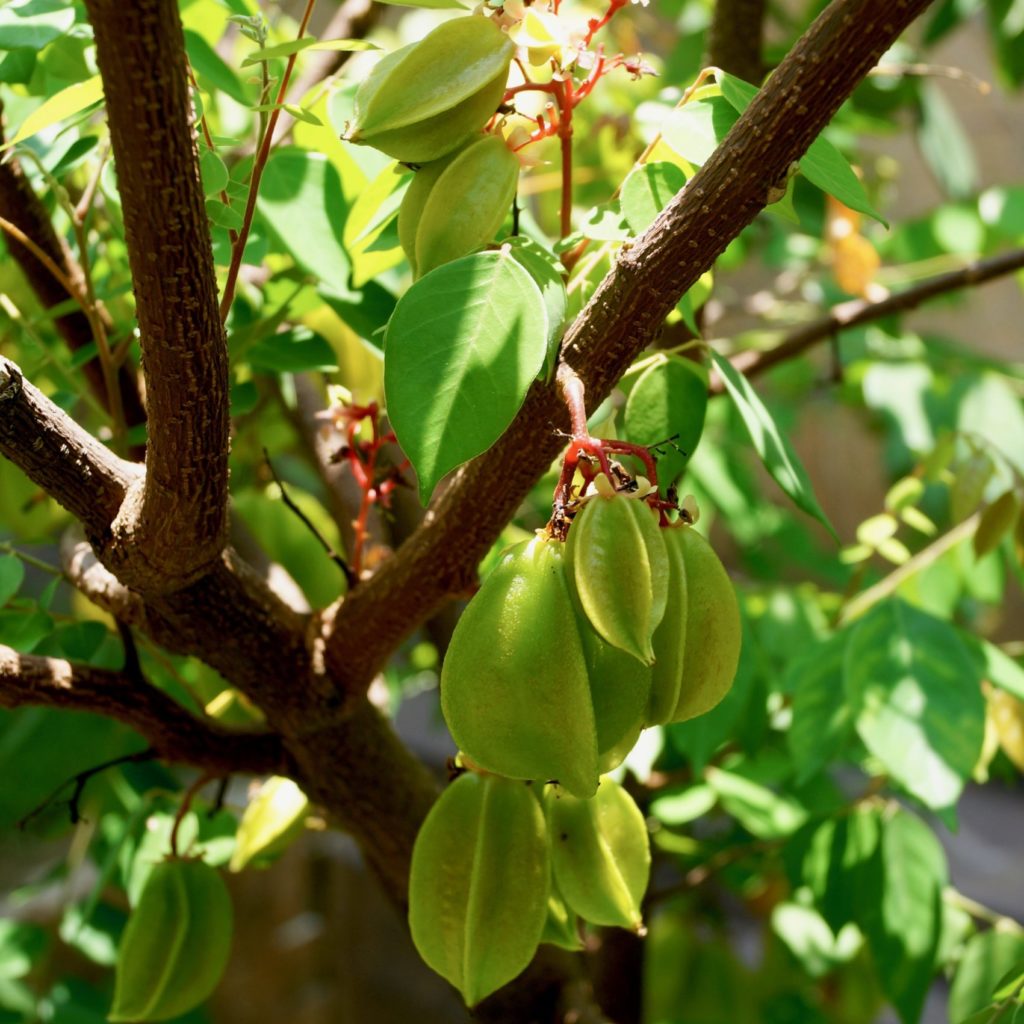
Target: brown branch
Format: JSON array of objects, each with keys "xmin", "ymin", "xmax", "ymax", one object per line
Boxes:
[
  {"xmin": 0, "ymin": 104, "xmax": 146, "ymax": 442},
  {"xmin": 84, "ymin": 0, "xmax": 229, "ymax": 592},
  {"xmin": 0, "ymin": 645, "xmax": 289, "ymax": 776},
  {"xmin": 715, "ymin": 246, "xmax": 1024, "ymax": 390},
  {"xmin": 707, "ymin": 0, "xmax": 766, "ymax": 83},
  {"xmin": 0, "ymin": 356, "xmax": 140, "ymax": 541},
  {"xmin": 322, "ymin": 0, "xmax": 937, "ymax": 695}
]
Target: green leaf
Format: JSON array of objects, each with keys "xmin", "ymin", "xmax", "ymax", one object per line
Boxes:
[
  {"xmin": 622, "ymin": 354, "xmax": 708, "ymax": 490},
  {"xmin": 974, "ymin": 638, "xmax": 1024, "ymax": 701},
  {"xmin": 974, "ymin": 490, "xmax": 1020, "ymax": 559},
  {"xmin": 771, "ymin": 903, "xmax": 857, "ymax": 977},
  {"xmin": 620, "ymin": 162, "xmax": 687, "ymax": 236},
  {"xmin": 785, "ymin": 632, "xmax": 853, "ymax": 782},
  {"xmin": 0, "ymin": 555, "xmax": 25, "ymax": 608},
  {"xmin": 864, "ymin": 809, "xmax": 947, "ymax": 1024},
  {"xmin": 0, "ymin": 0, "xmax": 75, "ymax": 51},
  {"xmin": 505, "ymin": 237, "xmax": 567, "ymax": 381},
  {"xmin": 662, "ymin": 96, "xmax": 738, "ymax": 166},
  {"xmin": 0, "ymin": 76, "xmax": 103, "ymax": 152},
  {"xmin": 715, "ymin": 71, "xmax": 886, "ymax": 225},
  {"xmin": 705, "ymin": 767, "xmax": 808, "ymax": 839},
  {"xmin": 844, "ymin": 599, "xmax": 985, "ymax": 810},
  {"xmin": 951, "ymin": 931, "xmax": 1024, "ymax": 1024},
  {"xmin": 241, "ymin": 37, "xmax": 379, "ymax": 66},
  {"xmin": 184, "ymin": 29, "xmax": 250, "ymax": 106},
  {"xmin": 384, "ymin": 250, "xmax": 548, "ymax": 503},
  {"xmin": 709, "ymin": 350, "xmax": 836, "ymax": 538},
  {"xmin": 247, "ymin": 326, "xmax": 339, "ymax": 373},
  {"xmin": 916, "ymin": 81, "xmax": 979, "ymax": 200},
  {"xmin": 257, "ymin": 148, "xmax": 353, "ymax": 297},
  {"xmin": 199, "ymin": 148, "xmax": 229, "ymax": 197}
]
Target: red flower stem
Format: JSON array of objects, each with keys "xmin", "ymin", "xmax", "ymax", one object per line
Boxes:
[
  {"xmin": 504, "ymin": 80, "xmax": 561, "ymax": 100},
  {"xmin": 218, "ymin": 0, "xmax": 318, "ymax": 322},
  {"xmin": 558, "ymin": 76, "xmax": 574, "ymax": 239}
]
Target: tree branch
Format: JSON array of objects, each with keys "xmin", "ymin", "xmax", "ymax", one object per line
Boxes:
[
  {"xmin": 716, "ymin": 246, "xmax": 1024, "ymax": 389},
  {"xmin": 707, "ymin": 0, "xmax": 766, "ymax": 83},
  {"xmin": 0, "ymin": 356, "xmax": 140, "ymax": 541},
  {"xmin": 84, "ymin": 0, "xmax": 229, "ymax": 592},
  {"xmin": 0, "ymin": 104, "xmax": 147, "ymax": 443},
  {"xmin": 0, "ymin": 645, "xmax": 289, "ymax": 776},
  {"xmin": 322, "ymin": 0, "xmax": 936, "ymax": 695}
]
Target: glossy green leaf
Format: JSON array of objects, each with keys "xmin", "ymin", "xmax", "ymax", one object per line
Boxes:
[
  {"xmin": 384, "ymin": 250, "xmax": 547, "ymax": 503},
  {"xmin": 246, "ymin": 326, "xmax": 339, "ymax": 373},
  {"xmin": 0, "ymin": 76, "xmax": 103, "ymax": 151},
  {"xmin": 863, "ymin": 810, "xmax": 947, "ymax": 1024},
  {"xmin": 662, "ymin": 96, "xmax": 739, "ymax": 166},
  {"xmin": 623, "ymin": 354, "xmax": 708, "ymax": 490},
  {"xmin": 505, "ymin": 238, "xmax": 567, "ymax": 381},
  {"xmin": 950, "ymin": 930, "xmax": 1024, "ymax": 1024},
  {"xmin": 257, "ymin": 148, "xmax": 353, "ymax": 297},
  {"xmin": 0, "ymin": 0, "xmax": 74, "ymax": 51},
  {"xmin": 785, "ymin": 632, "xmax": 853, "ymax": 782},
  {"xmin": 715, "ymin": 71, "xmax": 886, "ymax": 225},
  {"xmin": 710, "ymin": 350, "xmax": 836, "ymax": 538},
  {"xmin": 620, "ymin": 161, "xmax": 687, "ymax": 235},
  {"xmin": 241, "ymin": 37, "xmax": 379, "ymax": 66},
  {"xmin": 845, "ymin": 599, "xmax": 985, "ymax": 810}
]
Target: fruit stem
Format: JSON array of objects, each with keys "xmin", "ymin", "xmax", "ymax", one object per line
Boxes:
[
  {"xmin": 170, "ymin": 772, "xmax": 217, "ymax": 858},
  {"xmin": 558, "ymin": 76, "xmax": 574, "ymax": 239}
]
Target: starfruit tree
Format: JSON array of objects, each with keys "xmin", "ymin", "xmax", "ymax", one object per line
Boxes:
[{"xmin": 1, "ymin": 0, "xmax": 1024, "ymax": 1020}]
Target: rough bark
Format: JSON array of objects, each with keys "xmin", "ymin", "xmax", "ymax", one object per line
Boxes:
[
  {"xmin": 322, "ymin": 0, "xmax": 937, "ymax": 696},
  {"xmin": 0, "ymin": 645, "xmax": 288, "ymax": 776},
  {"xmin": 707, "ymin": 0, "xmax": 766, "ymax": 83},
  {"xmin": 84, "ymin": 0, "xmax": 230, "ymax": 592}
]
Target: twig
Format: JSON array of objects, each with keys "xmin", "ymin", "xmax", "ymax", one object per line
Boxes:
[
  {"xmin": 170, "ymin": 771, "xmax": 216, "ymax": 857},
  {"xmin": 219, "ymin": 0, "xmax": 319, "ymax": 321},
  {"xmin": 838, "ymin": 512, "xmax": 981, "ymax": 625},
  {"xmin": 262, "ymin": 447, "xmax": 355, "ymax": 585},
  {"xmin": 718, "ymin": 248, "xmax": 1024, "ymax": 391}
]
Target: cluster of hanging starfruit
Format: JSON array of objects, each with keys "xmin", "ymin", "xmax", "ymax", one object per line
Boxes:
[
  {"xmin": 409, "ymin": 485, "xmax": 742, "ymax": 1005},
  {"xmin": 342, "ymin": 14, "xmax": 519, "ymax": 278}
]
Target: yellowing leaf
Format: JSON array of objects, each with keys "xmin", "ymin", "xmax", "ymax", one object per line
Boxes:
[{"xmin": 1, "ymin": 76, "xmax": 104, "ymax": 151}]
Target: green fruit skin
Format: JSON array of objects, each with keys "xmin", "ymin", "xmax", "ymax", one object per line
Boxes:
[
  {"xmin": 540, "ymin": 877, "xmax": 584, "ymax": 951},
  {"xmin": 441, "ymin": 536, "xmax": 599, "ymax": 798},
  {"xmin": 347, "ymin": 17, "xmax": 513, "ymax": 163},
  {"xmin": 110, "ymin": 859, "xmax": 233, "ymax": 1022},
  {"xmin": 409, "ymin": 773, "xmax": 550, "ymax": 1006},
  {"xmin": 645, "ymin": 523, "xmax": 688, "ymax": 725},
  {"xmin": 546, "ymin": 779, "xmax": 651, "ymax": 931},
  {"xmin": 413, "ymin": 134, "xmax": 519, "ymax": 278},
  {"xmin": 566, "ymin": 495, "xmax": 669, "ymax": 665},
  {"xmin": 669, "ymin": 527, "xmax": 741, "ymax": 723},
  {"xmin": 397, "ymin": 152, "xmax": 456, "ymax": 276},
  {"xmin": 579, "ymin": 620, "xmax": 651, "ymax": 771}
]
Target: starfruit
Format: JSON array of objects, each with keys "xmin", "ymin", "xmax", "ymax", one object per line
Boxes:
[
  {"xmin": 566, "ymin": 493, "xmax": 669, "ymax": 665},
  {"xmin": 646, "ymin": 522, "xmax": 688, "ymax": 725},
  {"xmin": 229, "ymin": 776, "xmax": 309, "ymax": 873},
  {"xmin": 546, "ymin": 778, "xmax": 650, "ymax": 932},
  {"xmin": 110, "ymin": 858, "xmax": 233, "ymax": 1022},
  {"xmin": 399, "ymin": 133, "xmax": 519, "ymax": 278},
  {"xmin": 441, "ymin": 535, "xmax": 600, "ymax": 798},
  {"xmin": 540, "ymin": 877, "xmax": 584, "ymax": 951},
  {"xmin": 668, "ymin": 526, "xmax": 742, "ymax": 723},
  {"xmin": 408, "ymin": 772, "xmax": 549, "ymax": 1006},
  {"xmin": 344, "ymin": 16, "xmax": 514, "ymax": 164},
  {"xmin": 579, "ymin": 622, "xmax": 651, "ymax": 772}
]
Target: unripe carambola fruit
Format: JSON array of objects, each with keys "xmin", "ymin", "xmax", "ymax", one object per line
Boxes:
[
  {"xmin": 546, "ymin": 778, "xmax": 650, "ymax": 932},
  {"xmin": 229, "ymin": 776, "xmax": 309, "ymax": 873},
  {"xmin": 400, "ymin": 134, "xmax": 519, "ymax": 279},
  {"xmin": 566, "ymin": 493, "xmax": 669, "ymax": 665},
  {"xmin": 409, "ymin": 773, "xmax": 549, "ymax": 1006},
  {"xmin": 668, "ymin": 526, "xmax": 742, "ymax": 723},
  {"xmin": 344, "ymin": 17, "xmax": 514, "ymax": 164},
  {"xmin": 441, "ymin": 536, "xmax": 600, "ymax": 798},
  {"xmin": 579, "ymin": 622, "xmax": 651, "ymax": 772},
  {"xmin": 110, "ymin": 858, "xmax": 233, "ymax": 1022},
  {"xmin": 645, "ymin": 523, "xmax": 688, "ymax": 725}
]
